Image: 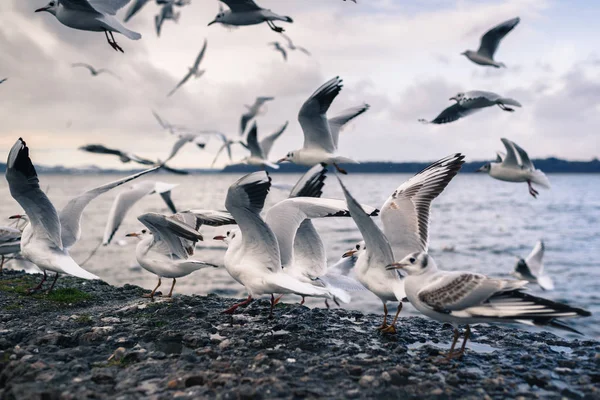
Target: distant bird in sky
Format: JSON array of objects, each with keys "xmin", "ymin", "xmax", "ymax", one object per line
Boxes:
[
  {"xmin": 79, "ymin": 144, "xmax": 188, "ymax": 175},
  {"xmin": 419, "ymin": 90, "xmax": 521, "ymax": 124},
  {"xmin": 103, "ymin": 181, "xmax": 179, "ymax": 245},
  {"xmin": 269, "ymin": 42, "xmax": 287, "ymax": 61},
  {"xmin": 152, "ymin": 111, "xmax": 182, "ymax": 134},
  {"xmin": 35, "ymin": 0, "xmax": 141, "ymax": 53},
  {"xmin": 239, "ymin": 96, "xmax": 275, "ymax": 135},
  {"xmin": 155, "ymin": 1, "xmax": 180, "ymax": 37},
  {"xmin": 167, "ymin": 39, "xmax": 208, "ymax": 97},
  {"xmin": 462, "ymin": 17, "xmax": 520, "ymax": 68},
  {"xmin": 209, "ymin": 133, "xmax": 248, "ymax": 168},
  {"xmin": 0, "ymin": 78, "xmax": 7, "ymax": 85},
  {"xmin": 208, "ymin": 0, "xmax": 293, "ymax": 33},
  {"xmin": 240, "ymin": 121, "xmax": 288, "ymax": 169},
  {"xmin": 277, "ymin": 77, "xmax": 358, "ymax": 174},
  {"xmin": 477, "ymin": 138, "xmax": 550, "ymax": 198},
  {"xmin": 163, "ymin": 133, "xmax": 208, "ymax": 163},
  {"xmin": 280, "ymin": 33, "xmax": 310, "ymax": 55},
  {"xmin": 513, "ymin": 240, "xmax": 554, "ymax": 291},
  {"xmin": 72, "ymin": 63, "xmax": 121, "ymax": 80}
]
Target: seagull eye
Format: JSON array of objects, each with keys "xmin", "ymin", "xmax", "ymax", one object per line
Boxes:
[
  {"xmin": 355, "ymin": 244, "xmax": 360, "ymax": 250},
  {"xmin": 409, "ymin": 257, "xmax": 416, "ymax": 263},
  {"xmin": 142, "ymin": 229, "xmax": 147, "ymax": 234}
]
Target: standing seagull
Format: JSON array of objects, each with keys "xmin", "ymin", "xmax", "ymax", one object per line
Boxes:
[
  {"xmin": 280, "ymin": 33, "xmax": 310, "ymax": 55},
  {"xmin": 387, "ymin": 252, "xmax": 590, "ymax": 360},
  {"xmin": 277, "ymin": 77, "xmax": 358, "ymax": 174},
  {"xmin": 269, "ymin": 42, "xmax": 287, "ymax": 61},
  {"xmin": 239, "ymin": 121, "xmax": 288, "ymax": 169},
  {"xmin": 72, "ymin": 63, "xmax": 121, "ymax": 80},
  {"xmin": 513, "ymin": 240, "xmax": 554, "ymax": 291},
  {"xmin": 476, "ymin": 138, "xmax": 550, "ymax": 198},
  {"xmin": 341, "ymin": 154, "xmax": 465, "ymax": 333},
  {"xmin": 419, "ymin": 91, "xmax": 521, "ymax": 125},
  {"xmin": 239, "ymin": 96, "xmax": 274, "ymax": 135},
  {"xmin": 126, "ymin": 212, "xmax": 229, "ymax": 300},
  {"xmin": 462, "ymin": 17, "xmax": 520, "ymax": 68},
  {"xmin": 167, "ymin": 39, "xmax": 208, "ymax": 97},
  {"xmin": 208, "ymin": 0, "xmax": 293, "ymax": 33},
  {"xmin": 35, "ymin": 0, "xmax": 142, "ymax": 53}
]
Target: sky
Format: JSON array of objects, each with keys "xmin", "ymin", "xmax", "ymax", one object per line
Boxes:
[{"xmin": 0, "ymin": 0, "xmax": 599, "ymax": 169}]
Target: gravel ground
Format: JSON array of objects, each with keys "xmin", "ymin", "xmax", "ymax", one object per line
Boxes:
[{"xmin": 0, "ymin": 270, "xmax": 598, "ymax": 400}]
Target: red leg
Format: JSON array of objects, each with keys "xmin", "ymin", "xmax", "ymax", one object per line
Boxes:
[
  {"xmin": 300, "ymin": 296, "xmax": 305, "ymax": 305},
  {"xmin": 222, "ymin": 295, "xmax": 253, "ymax": 315},
  {"xmin": 273, "ymin": 294, "xmax": 283, "ymax": 305},
  {"xmin": 46, "ymin": 272, "xmax": 59, "ymax": 294},
  {"xmin": 0, "ymin": 255, "xmax": 4, "ymax": 275},
  {"xmin": 333, "ymin": 163, "xmax": 348, "ymax": 175},
  {"xmin": 28, "ymin": 270, "xmax": 47, "ymax": 293}
]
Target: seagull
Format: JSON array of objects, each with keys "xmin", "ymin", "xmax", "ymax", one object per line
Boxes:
[
  {"xmin": 239, "ymin": 121, "xmax": 288, "ymax": 169},
  {"xmin": 5, "ymin": 139, "xmax": 157, "ymax": 292},
  {"xmin": 513, "ymin": 240, "xmax": 554, "ymax": 291},
  {"xmin": 269, "ymin": 42, "xmax": 287, "ymax": 61},
  {"xmin": 0, "ymin": 78, "xmax": 7, "ymax": 84},
  {"xmin": 277, "ymin": 77, "xmax": 358, "ymax": 174},
  {"xmin": 126, "ymin": 212, "xmax": 230, "ymax": 300},
  {"xmin": 462, "ymin": 17, "xmax": 520, "ymax": 68},
  {"xmin": 167, "ymin": 39, "xmax": 208, "ymax": 97},
  {"xmin": 79, "ymin": 144, "xmax": 188, "ymax": 175},
  {"xmin": 476, "ymin": 138, "xmax": 550, "ymax": 198},
  {"xmin": 34, "ymin": 0, "xmax": 142, "ymax": 53},
  {"xmin": 155, "ymin": 1, "xmax": 180, "ymax": 37},
  {"xmin": 419, "ymin": 91, "xmax": 521, "ymax": 124},
  {"xmin": 152, "ymin": 111, "xmax": 183, "ymax": 134},
  {"xmin": 387, "ymin": 252, "xmax": 590, "ymax": 360},
  {"xmin": 280, "ymin": 33, "xmax": 310, "ymax": 55},
  {"xmin": 102, "ymin": 181, "xmax": 179, "ymax": 246},
  {"xmin": 163, "ymin": 133, "xmax": 208, "ymax": 163},
  {"xmin": 210, "ymin": 134, "xmax": 247, "ymax": 168},
  {"xmin": 340, "ymin": 154, "xmax": 465, "ymax": 333},
  {"xmin": 239, "ymin": 96, "xmax": 274, "ymax": 136},
  {"xmin": 213, "ymin": 171, "xmax": 340, "ymax": 318},
  {"xmin": 0, "ymin": 226, "xmax": 21, "ymax": 274},
  {"xmin": 72, "ymin": 63, "xmax": 121, "ymax": 80},
  {"xmin": 267, "ymin": 164, "xmax": 373, "ymax": 306},
  {"xmin": 208, "ymin": 0, "xmax": 293, "ymax": 33}
]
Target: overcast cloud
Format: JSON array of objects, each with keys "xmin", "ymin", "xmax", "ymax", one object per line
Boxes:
[{"xmin": 0, "ymin": 0, "xmax": 598, "ymax": 169}]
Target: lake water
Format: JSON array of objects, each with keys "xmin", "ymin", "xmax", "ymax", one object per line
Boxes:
[{"xmin": 1, "ymin": 172, "xmax": 599, "ymax": 339}]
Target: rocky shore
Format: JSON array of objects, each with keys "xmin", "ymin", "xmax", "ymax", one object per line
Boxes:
[{"xmin": 0, "ymin": 270, "xmax": 598, "ymax": 400}]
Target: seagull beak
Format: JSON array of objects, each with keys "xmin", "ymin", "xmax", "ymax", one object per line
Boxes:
[
  {"xmin": 125, "ymin": 232, "xmax": 139, "ymax": 238},
  {"xmin": 449, "ymin": 96, "xmax": 457, "ymax": 101},
  {"xmin": 207, "ymin": 20, "xmax": 217, "ymax": 26},
  {"xmin": 8, "ymin": 214, "xmax": 23, "ymax": 220},
  {"xmin": 277, "ymin": 157, "xmax": 288, "ymax": 164},
  {"xmin": 385, "ymin": 262, "xmax": 407, "ymax": 271},
  {"xmin": 342, "ymin": 249, "xmax": 357, "ymax": 258},
  {"xmin": 35, "ymin": 6, "xmax": 49, "ymax": 12},
  {"xmin": 213, "ymin": 235, "xmax": 226, "ymax": 241}
]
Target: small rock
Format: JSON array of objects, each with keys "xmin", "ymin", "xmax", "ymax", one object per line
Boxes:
[
  {"xmin": 108, "ymin": 347, "xmax": 126, "ymax": 361},
  {"xmin": 101, "ymin": 317, "xmax": 121, "ymax": 324},
  {"xmin": 185, "ymin": 374, "xmax": 206, "ymax": 388},
  {"xmin": 359, "ymin": 375, "xmax": 376, "ymax": 388},
  {"xmin": 218, "ymin": 339, "xmax": 231, "ymax": 350}
]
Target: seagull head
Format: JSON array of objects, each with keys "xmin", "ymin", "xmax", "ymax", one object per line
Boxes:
[
  {"xmin": 208, "ymin": 11, "xmax": 226, "ymax": 26},
  {"xmin": 449, "ymin": 92, "xmax": 464, "ymax": 102},
  {"xmin": 343, "ymin": 241, "xmax": 365, "ymax": 258},
  {"xmin": 35, "ymin": 1, "xmax": 58, "ymax": 15},
  {"xmin": 126, "ymin": 229, "xmax": 148, "ymax": 239},
  {"xmin": 213, "ymin": 229, "xmax": 237, "ymax": 245},
  {"xmin": 277, "ymin": 152, "xmax": 294, "ymax": 164},
  {"xmin": 476, "ymin": 163, "xmax": 491, "ymax": 173},
  {"xmin": 385, "ymin": 252, "xmax": 435, "ymax": 276}
]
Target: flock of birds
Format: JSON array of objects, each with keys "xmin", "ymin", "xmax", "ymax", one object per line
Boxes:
[{"xmin": 0, "ymin": 0, "xmax": 592, "ymax": 361}]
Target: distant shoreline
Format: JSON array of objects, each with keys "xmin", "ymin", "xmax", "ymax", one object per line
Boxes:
[{"xmin": 1, "ymin": 157, "xmax": 599, "ymax": 174}]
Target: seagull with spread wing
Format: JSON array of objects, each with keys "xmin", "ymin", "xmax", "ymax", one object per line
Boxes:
[
  {"xmin": 462, "ymin": 17, "xmax": 520, "ymax": 68},
  {"xmin": 419, "ymin": 91, "xmax": 521, "ymax": 125},
  {"xmin": 239, "ymin": 96, "xmax": 274, "ymax": 136},
  {"xmin": 208, "ymin": 0, "xmax": 293, "ymax": 33},
  {"xmin": 269, "ymin": 42, "xmax": 287, "ymax": 61},
  {"xmin": 280, "ymin": 33, "xmax": 310, "ymax": 55},
  {"xmin": 35, "ymin": 0, "xmax": 141, "ymax": 53},
  {"xmin": 477, "ymin": 138, "xmax": 550, "ymax": 198},
  {"xmin": 72, "ymin": 63, "xmax": 121, "ymax": 80},
  {"xmin": 513, "ymin": 240, "xmax": 554, "ymax": 291},
  {"xmin": 167, "ymin": 39, "xmax": 208, "ymax": 97},
  {"xmin": 340, "ymin": 154, "xmax": 465, "ymax": 334},
  {"xmin": 239, "ymin": 121, "xmax": 288, "ymax": 169}
]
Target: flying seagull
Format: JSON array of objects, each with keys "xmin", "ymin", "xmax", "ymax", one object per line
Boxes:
[
  {"xmin": 35, "ymin": 0, "xmax": 141, "ymax": 53},
  {"xmin": 513, "ymin": 240, "xmax": 554, "ymax": 291},
  {"xmin": 239, "ymin": 96, "xmax": 274, "ymax": 135},
  {"xmin": 155, "ymin": 1, "xmax": 180, "ymax": 37},
  {"xmin": 167, "ymin": 39, "xmax": 208, "ymax": 97},
  {"xmin": 280, "ymin": 33, "xmax": 310, "ymax": 55},
  {"xmin": 79, "ymin": 144, "xmax": 188, "ymax": 175},
  {"xmin": 240, "ymin": 121, "xmax": 288, "ymax": 169},
  {"xmin": 269, "ymin": 42, "xmax": 287, "ymax": 61},
  {"xmin": 477, "ymin": 138, "xmax": 550, "ymax": 198},
  {"xmin": 462, "ymin": 17, "xmax": 520, "ymax": 68},
  {"xmin": 0, "ymin": 78, "xmax": 7, "ymax": 85},
  {"xmin": 419, "ymin": 90, "xmax": 521, "ymax": 124},
  {"xmin": 208, "ymin": 0, "xmax": 293, "ymax": 33},
  {"xmin": 72, "ymin": 63, "xmax": 121, "ymax": 80}
]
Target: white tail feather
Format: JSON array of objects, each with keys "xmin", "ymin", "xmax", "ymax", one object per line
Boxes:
[{"xmin": 530, "ymin": 170, "xmax": 551, "ymax": 189}]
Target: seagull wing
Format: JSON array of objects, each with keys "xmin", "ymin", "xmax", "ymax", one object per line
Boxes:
[
  {"xmin": 220, "ymin": 0, "xmax": 261, "ymax": 12},
  {"xmin": 495, "ymin": 151, "xmax": 506, "ymax": 163},
  {"xmin": 381, "ymin": 154, "xmax": 464, "ymax": 259},
  {"xmin": 89, "ymin": 0, "xmax": 132, "ymax": 15},
  {"xmin": 60, "ymin": 167, "xmax": 159, "ymax": 249},
  {"xmin": 79, "ymin": 144, "xmax": 125, "ymax": 158},
  {"xmin": 298, "ymin": 77, "xmax": 342, "ymax": 152},
  {"xmin": 338, "ymin": 177, "xmax": 394, "ymax": 268},
  {"xmin": 280, "ymin": 33, "xmax": 294, "ymax": 48},
  {"xmin": 525, "ymin": 240, "xmax": 545, "ymax": 277},
  {"xmin": 239, "ymin": 113, "xmax": 252, "ymax": 136},
  {"xmin": 102, "ymin": 181, "xmax": 156, "ymax": 245},
  {"xmin": 245, "ymin": 122, "xmax": 264, "ymax": 159},
  {"xmin": 72, "ymin": 63, "xmax": 95, "ymax": 73},
  {"xmin": 288, "ymin": 163, "xmax": 327, "ymax": 199},
  {"xmin": 124, "ymin": 0, "xmax": 150, "ymax": 21},
  {"xmin": 153, "ymin": 182, "xmax": 179, "ymax": 213},
  {"xmin": 225, "ymin": 171, "xmax": 280, "ymax": 272},
  {"xmin": 421, "ymin": 103, "xmax": 479, "ymax": 124},
  {"xmin": 60, "ymin": 0, "xmax": 99, "ymax": 13},
  {"xmin": 181, "ymin": 210, "xmax": 236, "ymax": 227},
  {"xmin": 478, "ymin": 17, "xmax": 520, "ymax": 59},
  {"xmin": 5, "ymin": 139, "xmax": 63, "ymax": 249},
  {"xmin": 328, "ymin": 104, "xmax": 370, "ymax": 148},
  {"xmin": 260, "ymin": 121, "xmax": 288, "ymax": 158},
  {"xmin": 192, "ymin": 39, "xmax": 208, "ymax": 70},
  {"xmin": 167, "ymin": 71, "xmax": 193, "ymax": 97},
  {"xmin": 511, "ymin": 140, "xmax": 534, "ymax": 170},
  {"xmin": 164, "ymin": 136, "xmax": 191, "ymax": 162},
  {"xmin": 138, "ymin": 212, "xmax": 203, "ymax": 259},
  {"xmin": 500, "ymin": 138, "xmax": 520, "ymax": 167}
]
